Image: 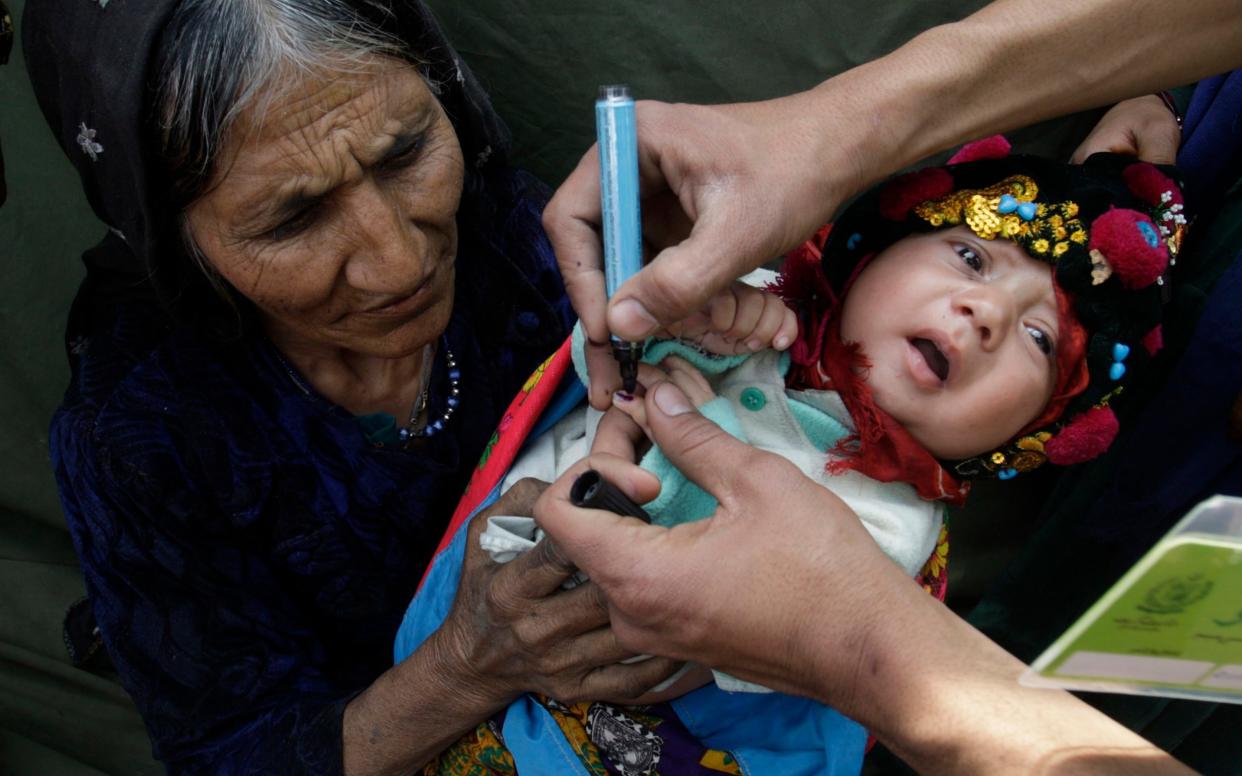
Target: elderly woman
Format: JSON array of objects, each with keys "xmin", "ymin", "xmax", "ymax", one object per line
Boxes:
[{"xmin": 26, "ymin": 0, "xmax": 675, "ymax": 772}]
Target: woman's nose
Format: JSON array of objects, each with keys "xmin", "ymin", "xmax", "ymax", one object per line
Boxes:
[
  {"xmin": 955, "ymin": 285, "xmax": 1015, "ymax": 350},
  {"xmin": 342, "ymin": 182, "xmax": 425, "ymax": 292}
]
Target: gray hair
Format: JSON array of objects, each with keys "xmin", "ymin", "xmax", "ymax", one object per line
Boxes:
[
  {"xmin": 153, "ymin": 0, "xmax": 434, "ymax": 313},
  {"xmin": 155, "ymin": 0, "xmax": 432, "ymax": 208}
]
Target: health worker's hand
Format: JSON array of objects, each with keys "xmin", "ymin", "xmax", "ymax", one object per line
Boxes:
[
  {"xmin": 534, "ymin": 382, "xmax": 900, "ymax": 708},
  {"xmin": 544, "ymin": 95, "xmax": 864, "ymax": 409}
]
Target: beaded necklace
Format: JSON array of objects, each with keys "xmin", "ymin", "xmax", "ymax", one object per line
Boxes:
[
  {"xmin": 271, "ymin": 335, "xmax": 461, "ymax": 449},
  {"xmin": 398, "ymin": 337, "xmax": 461, "ymax": 444}
]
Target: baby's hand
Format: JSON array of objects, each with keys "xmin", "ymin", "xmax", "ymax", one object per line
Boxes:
[
  {"xmin": 612, "ymin": 355, "xmax": 715, "ymax": 439},
  {"xmin": 662, "ymin": 281, "xmax": 797, "ymax": 356}
]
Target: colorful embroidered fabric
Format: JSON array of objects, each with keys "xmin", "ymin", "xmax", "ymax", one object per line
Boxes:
[
  {"xmin": 426, "ymin": 699, "xmax": 743, "ymax": 776},
  {"xmin": 415, "ymin": 339, "xmax": 950, "ymax": 773}
]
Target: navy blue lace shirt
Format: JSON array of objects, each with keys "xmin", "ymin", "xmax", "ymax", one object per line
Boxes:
[{"xmin": 50, "ymin": 173, "xmax": 572, "ymax": 774}]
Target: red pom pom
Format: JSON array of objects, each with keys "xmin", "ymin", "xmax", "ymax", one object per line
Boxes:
[
  {"xmin": 947, "ymin": 135, "xmax": 1011, "ymax": 165},
  {"xmin": 1141, "ymin": 325, "xmax": 1164, "ymax": 356},
  {"xmin": 1123, "ymin": 163, "xmax": 1183, "ymax": 208},
  {"xmin": 878, "ymin": 168, "xmax": 954, "ymax": 221},
  {"xmin": 1045, "ymin": 407, "xmax": 1120, "ymax": 465},
  {"xmin": 1088, "ymin": 207, "xmax": 1169, "ymax": 289}
]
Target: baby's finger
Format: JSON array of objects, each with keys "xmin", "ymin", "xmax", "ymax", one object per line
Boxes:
[
  {"xmin": 721, "ymin": 283, "xmax": 764, "ymax": 344},
  {"xmin": 612, "ymin": 392, "xmax": 651, "ymax": 438},
  {"xmin": 774, "ymin": 304, "xmax": 798, "ymax": 351},
  {"xmin": 741, "ymin": 291, "xmax": 792, "ymax": 351},
  {"xmin": 706, "ymin": 286, "xmax": 740, "ymax": 341},
  {"xmin": 632, "ymin": 362, "xmax": 673, "ymax": 394},
  {"xmin": 591, "ymin": 405, "xmax": 647, "ymax": 460},
  {"xmin": 661, "ymin": 355, "xmax": 715, "ymax": 407}
]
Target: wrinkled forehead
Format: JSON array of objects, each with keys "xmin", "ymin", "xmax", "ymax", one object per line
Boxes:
[{"xmin": 205, "ymin": 59, "xmax": 441, "ymax": 196}]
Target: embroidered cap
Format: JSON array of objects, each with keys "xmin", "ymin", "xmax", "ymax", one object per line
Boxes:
[{"xmin": 816, "ymin": 141, "xmax": 1188, "ymax": 480}]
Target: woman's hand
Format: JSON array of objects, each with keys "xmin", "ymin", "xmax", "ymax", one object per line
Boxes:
[
  {"xmin": 1071, "ymin": 95, "xmax": 1181, "ymax": 165},
  {"xmin": 436, "ymin": 478, "xmax": 681, "ymax": 707},
  {"xmin": 344, "ymin": 478, "xmax": 677, "ymax": 774}
]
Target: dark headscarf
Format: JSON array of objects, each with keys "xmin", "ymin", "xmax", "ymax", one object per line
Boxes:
[{"xmin": 23, "ymin": 0, "xmax": 513, "ymax": 335}]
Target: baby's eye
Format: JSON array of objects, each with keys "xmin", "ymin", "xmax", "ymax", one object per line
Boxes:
[
  {"xmin": 1026, "ymin": 325, "xmax": 1053, "ymax": 355},
  {"xmin": 955, "ymin": 244, "xmax": 983, "ymax": 272}
]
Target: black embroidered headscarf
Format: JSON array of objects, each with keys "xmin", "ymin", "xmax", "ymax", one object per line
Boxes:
[{"xmin": 24, "ymin": 0, "xmax": 513, "ymax": 337}]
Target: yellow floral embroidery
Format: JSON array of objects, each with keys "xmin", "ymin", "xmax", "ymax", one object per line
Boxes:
[
  {"xmin": 924, "ymin": 523, "xmax": 950, "ymax": 578},
  {"xmin": 913, "ymin": 175, "xmax": 1087, "ymax": 263}
]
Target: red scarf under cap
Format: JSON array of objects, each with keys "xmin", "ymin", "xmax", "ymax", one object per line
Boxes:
[
  {"xmin": 776, "ymin": 228, "xmax": 1091, "ymax": 505},
  {"xmin": 788, "ymin": 314, "xmax": 971, "ymax": 506}
]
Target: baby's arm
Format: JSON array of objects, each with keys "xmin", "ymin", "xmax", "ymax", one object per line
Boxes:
[{"xmin": 662, "ymin": 280, "xmax": 798, "ymax": 356}]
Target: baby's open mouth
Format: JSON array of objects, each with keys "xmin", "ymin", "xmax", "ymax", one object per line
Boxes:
[{"xmin": 911, "ymin": 337, "xmax": 949, "ymax": 382}]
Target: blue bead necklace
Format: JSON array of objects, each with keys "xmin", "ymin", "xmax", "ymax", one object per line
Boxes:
[
  {"xmin": 270, "ymin": 335, "xmax": 461, "ymax": 448},
  {"xmin": 399, "ymin": 337, "xmax": 461, "ymax": 445}
]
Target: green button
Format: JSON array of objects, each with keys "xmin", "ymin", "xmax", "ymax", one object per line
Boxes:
[{"xmin": 740, "ymin": 387, "xmax": 766, "ymax": 411}]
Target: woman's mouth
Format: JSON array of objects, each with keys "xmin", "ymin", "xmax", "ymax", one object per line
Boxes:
[
  {"xmin": 360, "ymin": 272, "xmax": 438, "ymax": 317},
  {"xmin": 910, "ymin": 337, "xmax": 950, "ymax": 383}
]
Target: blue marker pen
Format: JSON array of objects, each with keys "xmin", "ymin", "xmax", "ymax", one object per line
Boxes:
[{"xmin": 595, "ymin": 84, "xmax": 644, "ymax": 394}]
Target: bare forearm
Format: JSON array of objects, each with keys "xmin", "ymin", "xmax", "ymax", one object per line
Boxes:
[
  {"xmin": 814, "ymin": 577, "xmax": 1194, "ymax": 774},
  {"xmin": 800, "ymin": 0, "xmax": 1242, "ymax": 193},
  {"xmin": 342, "ymin": 627, "xmax": 508, "ymax": 775}
]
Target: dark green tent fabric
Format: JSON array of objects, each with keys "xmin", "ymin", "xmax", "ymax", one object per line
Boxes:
[{"xmin": 0, "ymin": 1, "xmax": 1228, "ymax": 773}]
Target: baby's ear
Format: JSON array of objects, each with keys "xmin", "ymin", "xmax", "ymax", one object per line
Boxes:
[{"xmin": 946, "ymin": 135, "xmax": 1012, "ymax": 165}]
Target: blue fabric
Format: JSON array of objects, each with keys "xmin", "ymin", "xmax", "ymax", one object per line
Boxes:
[
  {"xmin": 1179, "ymin": 71, "xmax": 1242, "ymax": 211},
  {"xmin": 395, "ymin": 364, "xmax": 868, "ymax": 776},
  {"xmin": 50, "ymin": 170, "xmax": 574, "ymax": 774},
  {"xmin": 672, "ymin": 686, "xmax": 867, "ymax": 776}
]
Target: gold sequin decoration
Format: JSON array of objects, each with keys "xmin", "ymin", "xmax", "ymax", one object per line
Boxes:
[
  {"xmin": 991, "ymin": 452, "xmax": 1006, "ymax": 465},
  {"xmin": 1010, "ymin": 451, "xmax": 1046, "ymax": 472},
  {"xmin": 915, "ymin": 176, "xmax": 1039, "ymax": 238},
  {"xmin": 1016, "ymin": 432, "xmax": 1052, "ymax": 452},
  {"xmin": 913, "ymin": 175, "xmax": 1088, "ymax": 264}
]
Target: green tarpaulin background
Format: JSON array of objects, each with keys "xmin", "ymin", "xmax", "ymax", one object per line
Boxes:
[{"xmin": 0, "ymin": 1, "xmax": 1181, "ymax": 773}]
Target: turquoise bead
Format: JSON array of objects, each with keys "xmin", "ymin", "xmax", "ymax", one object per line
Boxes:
[
  {"xmin": 847, "ymin": 232, "xmax": 862, "ymax": 250},
  {"xmin": 1017, "ymin": 201, "xmax": 1038, "ymax": 221},
  {"xmin": 1112, "ymin": 342, "xmax": 1130, "ymax": 362},
  {"xmin": 740, "ymin": 387, "xmax": 767, "ymax": 411},
  {"xmin": 1138, "ymin": 220, "xmax": 1161, "ymax": 248},
  {"xmin": 998, "ymin": 194, "xmax": 1018, "ymax": 214},
  {"xmin": 998, "ymin": 467, "xmax": 1018, "ymax": 480},
  {"xmin": 1110, "ymin": 362, "xmax": 1127, "ymax": 380}
]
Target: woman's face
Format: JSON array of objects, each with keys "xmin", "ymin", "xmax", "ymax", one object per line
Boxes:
[{"xmin": 186, "ymin": 58, "xmax": 464, "ymax": 358}]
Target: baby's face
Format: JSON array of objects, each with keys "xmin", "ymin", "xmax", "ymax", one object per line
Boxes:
[{"xmin": 839, "ymin": 225, "xmax": 1059, "ymax": 460}]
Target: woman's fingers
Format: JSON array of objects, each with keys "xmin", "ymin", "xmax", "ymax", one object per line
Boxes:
[
  {"xmin": 574, "ymin": 655, "xmax": 686, "ymax": 705},
  {"xmin": 1070, "ymin": 95, "xmax": 1180, "ymax": 165}
]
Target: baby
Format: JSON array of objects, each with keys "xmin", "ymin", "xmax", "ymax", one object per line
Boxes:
[{"xmin": 407, "ymin": 143, "xmax": 1188, "ymax": 774}]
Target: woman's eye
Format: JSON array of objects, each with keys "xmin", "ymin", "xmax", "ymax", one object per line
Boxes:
[
  {"xmin": 955, "ymin": 244, "xmax": 983, "ymax": 272},
  {"xmin": 266, "ymin": 207, "xmax": 317, "ymax": 241},
  {"xmin": 1026, "ymin": 325, "xmax": 1053, "ymax": 355},
  {"xmin": 380, "ymin": 138, "xmax": 424, "ymax": 174}
]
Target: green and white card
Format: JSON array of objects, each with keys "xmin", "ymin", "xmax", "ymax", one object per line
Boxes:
[{"xmin": 1022, "ymin": 495, "xmax": 1242, "ymax": 704}]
